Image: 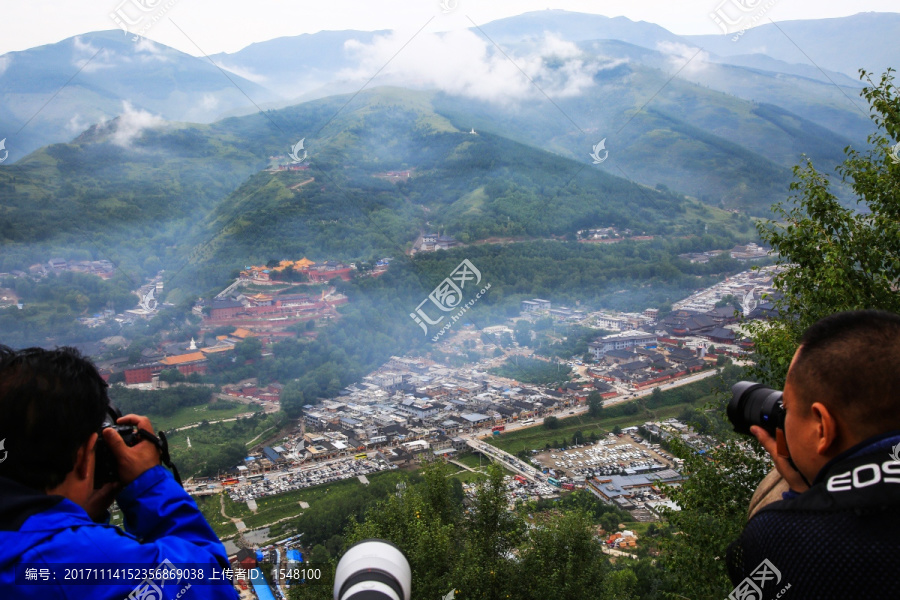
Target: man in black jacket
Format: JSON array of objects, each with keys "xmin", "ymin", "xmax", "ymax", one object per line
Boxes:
[{"xmin": 727, "ymin": 310, "xmax": 900, "ymax": 599}]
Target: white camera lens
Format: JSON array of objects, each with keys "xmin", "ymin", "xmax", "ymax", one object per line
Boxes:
[{"xmin": 333, "ymin": 539, "xmax": 411, "ymax": 600}]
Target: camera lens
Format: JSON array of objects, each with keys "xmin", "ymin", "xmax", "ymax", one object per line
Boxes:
[
  {"xmin": 333, "ymin": 539, "xmax": 411, "ymax": 600},
  {"xmin": 728, "ymin": 381, "xmax": 784, "ymax": 437}
]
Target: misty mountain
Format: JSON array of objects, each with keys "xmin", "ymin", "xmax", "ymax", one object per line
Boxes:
[
  {"xmin": 0, "ymin": 87, "xmax": 755, "ymax": 295},
  {"xmin": 474, "ymin": 10, "xmax": 688, "ymax": 49},
  {"xmin": 0, "ymin": 31, "xmax": 277, "ymax": 161},
  {"xmin": 685, "ymin": 12, "xmax": 900, "ymax": 78},
  {"xmin": 204, "ymin": 11, "xmax": 874, "ymax": 147},
  {"xmin": 1, "ymin": 11, "xmax": 889, "ymax": 169},
  {"xmin": 179, "ymin": 87, "xmax": 755, "ymax": 291},
  {"xmin": 207, "ymin": 30, "xmax": 387, "ymax": 99}
]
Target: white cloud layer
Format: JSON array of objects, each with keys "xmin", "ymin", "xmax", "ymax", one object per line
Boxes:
[
  {"xmin": 340, "ymin": 30, "xmax": 614, "ymax": 104},
  {"xmin": 656, "ymin": 41, "xmax": 710, "ymax": 73},
  {"xmin": 72, "ymin": 36, "xmax": 116, "ymax": 72},
  {"xmin": 111, "ymin": 101, "xmax": 166, "ymax": 147}
]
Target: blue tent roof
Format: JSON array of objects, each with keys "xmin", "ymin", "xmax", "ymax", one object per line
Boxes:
[{"xmin": 251, "ymin": 570, "xmax": 277, "ymax": 600}]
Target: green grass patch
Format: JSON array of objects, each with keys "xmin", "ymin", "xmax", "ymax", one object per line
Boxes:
[
  {"xmin": 152, "ymin": 402, "xmax": 260, "ymax": 432},
  {"xmin": 194, "ymin": 494, "xmax": 239, "ymax": 538},
  {"xmin": 452, "ymin": 451, "xmax": 490, "ymax": 470},
  {"xmin": 450, "ymin": 471, "xmax": 486, "ymax": 485}
]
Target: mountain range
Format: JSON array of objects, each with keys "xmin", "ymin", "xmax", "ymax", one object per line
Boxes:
[{"xmin": 0, "ymin": 10, "xmax": 896, "ymax": 299}]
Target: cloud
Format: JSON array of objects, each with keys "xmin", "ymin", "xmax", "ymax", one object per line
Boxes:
[
  {"xmin": 111, "ymin": 101, "xmax": 166, "ymax": 147},
  {"xmin": 215, "ymin": 61, "xmax": 268, "ymax": 85},
  {"xmin": 72, "ymin": 36, "xmax": 116, "ymax": 72},
  {"xmin": 339, "ymin": 30, "xmax": 608, "ymax": 104},
  {"xmin": 0, "ymin": 55, "xmax": 10, "ymax": 76},
  {"xmin": 134, "ymin": 37, "xmax": 171, "ymax": 62},
  {"xmin": 656, "ymin": 41, "xmax": 709, "ymax": 73},
  {"xmin": 67, "ymin": 114, "xmax": 90, "ymax": 135},
  {"xmin": 200, "ymin": 93, "xmax": 219, "ymax": 111}
]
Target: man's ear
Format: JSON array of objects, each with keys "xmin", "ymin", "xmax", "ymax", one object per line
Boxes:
[
  {"xmin": 74, "ymin": 432, "xmax": 99, "ymax": 481},
  {"xmin": 810, "ymin": 402, "xmax": 839, "ymax": 456}
]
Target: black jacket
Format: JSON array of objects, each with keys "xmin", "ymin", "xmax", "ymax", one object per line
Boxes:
[{"xmin": 727, "ymin": 430, "xmax": 900, "ymax": 599}]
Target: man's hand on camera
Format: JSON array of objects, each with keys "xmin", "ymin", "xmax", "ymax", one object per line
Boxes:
[
  {"xmin": 102, "ymin": 414, "xmax": 161, "ymax": 486},
  {"xmin": 750, "ymin": 425, "xmax": 809, "ymax": 494}
]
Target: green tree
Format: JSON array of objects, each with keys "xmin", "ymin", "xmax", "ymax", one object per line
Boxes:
[
  {"xmin": 751, "ymin": 69, "xmax": 900, "ymax": 386},
  {"xmin": 235, "ymin": 337, "xmax": 263, "ymax": 363},
  {"xmin": 280, "ymin": 380, "xmax": 306, "ymax": 418},
  {"xmin": 587, "ymin": 391, "xmax": 604, "ymax": 417},
  {"xmin": 158, "ymin": 368, "xmax": 185, "ymax": 384},
  {"xmin": 660, "ymin": 439, "xmax": 769, "ymax": 598},
  {"xmin": 658, "ymin": 69, "xmax": 900, "ymax": 593},
  {"xmin": 517, "ymin": 510, "xmax": 608, "ymax": 600},
  {"xmin": 543, "ymin": 416, "xmax": 560, "ymax": 430}
]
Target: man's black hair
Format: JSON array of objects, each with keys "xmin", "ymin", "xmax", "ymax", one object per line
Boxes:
[
  {"xmin": 0, "ymin": 345, "xmax": 110, "ymax": 490},
  {"xmin": 790, "ymin": 310, "xmax": 900, "ymax": 438}
]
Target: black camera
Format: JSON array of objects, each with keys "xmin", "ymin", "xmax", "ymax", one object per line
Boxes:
[
  {"xmin": 727, "ymin": 381, "xmax": 785, "ymax": 438},
  {"xmin": 94, "ymin": 404, "xmax": 140, "ymax": 488}
]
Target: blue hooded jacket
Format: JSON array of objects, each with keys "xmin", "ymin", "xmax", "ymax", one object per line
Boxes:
[{"xmin": 0, "ymin": 466, "xmax": 239, "ymax": 599}]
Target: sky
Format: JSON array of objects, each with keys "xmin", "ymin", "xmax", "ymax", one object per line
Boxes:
[{"xmin": 0, "ymin": 0, "xmax": 897, "ymax": 57}]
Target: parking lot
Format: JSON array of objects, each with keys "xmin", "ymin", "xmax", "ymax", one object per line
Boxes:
[
  {"xmin": 226, "ymin": 456, "xmax": 393, "ymax": 503},
  {"xmin": 531, "ymin": 432, "xmax": 679, "ymax": 481}
]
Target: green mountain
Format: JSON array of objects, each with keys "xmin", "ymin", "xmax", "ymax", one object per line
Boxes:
[
  {"xmin": 175, "ymin": 88, "xmax": 756, "ymax": 292},
  {"xmin": 0, "ymin": 118, "xmax": 269, "ymax": 279},
  {"xmin": 0, "ymin": 84, "xmax": 810, "ymax": 297},
  {"xmin": 0, "ymin": 31, "xmax": 276, "ymax": 161}
]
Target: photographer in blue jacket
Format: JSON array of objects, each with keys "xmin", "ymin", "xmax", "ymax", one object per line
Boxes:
[{"xmin": 0, "ymin": 345, "xmax": 238, "ymax": 599}]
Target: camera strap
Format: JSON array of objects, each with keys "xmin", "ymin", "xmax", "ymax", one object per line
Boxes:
[{"xmin": 137, "ymin": 428, "xmax": 183, "ymax": 487}]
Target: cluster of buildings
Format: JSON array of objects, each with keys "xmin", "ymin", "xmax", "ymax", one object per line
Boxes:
[
  {"xmin": 0, "ymin": 257, "xmax": 117, "ymax": 281},
  {"xmin": 372, "ymin": 170, "xmax": 412, "ymax": 182},
  {"xmin": 416, "ymin": 232, "xmax": 460, "ymax": 253},
  {"xmin": 576, "ymin": 227, "xmax": 653, "ymax": 244},
  {"xmin": 678, "ymin": 242, "xmax": 771, "ymax": 264},
  {"xmin": 295, "ymin": 357, "xmax": 580, "ymax": 460},
  {"xmin": 195, "ymin": 288, "xmax": 347, "ymax": 343},
  {"xmin": 240, "ymin": 259, "xmax": 355, "ymax": 284},
  {"xmin": 123, "ymin": 338, "xmax": 218, "ymax": 384},
  {"xmin": 672, "ymin": 264, "xmax": 780, "ymax": 315},
  {"xmin": 222, "ymin": 379, "xmax": 284, "ymax": 405}
]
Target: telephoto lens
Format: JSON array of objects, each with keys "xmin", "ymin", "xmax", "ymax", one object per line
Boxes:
[
  {"xmin": 728, "ymin": 381, "xmax": 785, "ymax": 437},
  {"xmin": 333, "ymin": 539, "xmax": 411, "ymax": 600}
]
